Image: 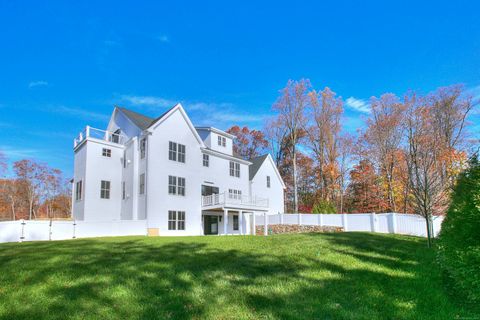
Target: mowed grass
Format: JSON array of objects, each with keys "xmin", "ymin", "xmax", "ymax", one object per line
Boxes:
[{"xmin": 0, "ymin": 233, "xmax": 477, "ymax": 320}]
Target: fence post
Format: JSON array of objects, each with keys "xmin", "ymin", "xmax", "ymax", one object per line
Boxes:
[
  {"xmin": 73, "ymin": 220, "xmax": 76, "ymax": 239},
  {"xmin": 49, "ymin": 219, "xmax": 52, "ymax": 241},
  {"xmin": 342, "ymin": 213, "xmax": 348, "ymax": 231},
  {"xmin": 318, "ymin": 213, "xmax": 323, "ymax": 227},
  {"xmin": 391, "ymin": 213, "xmax": 397, "ymax": 234},
  {"xmin": 280, "ymin": 213, "xmax": 284, "ymax": 225},
  {"xmin": 298, "ymin": 213, "xmax": 302, "ymax": 225},
  {"xmin": 264, "ymin": 212, "xmax": 268, "ymax": 236},
  {"xmin": 370, "ymin": 213, "xmax": 377, "ymax": 232},
  {"xmin": 20, "ymin": 219, "xmax": 25, "ymax": 242}
]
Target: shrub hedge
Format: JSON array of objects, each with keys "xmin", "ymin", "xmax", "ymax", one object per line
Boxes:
[{"xmin": 437, "ymin": 155, "xmax": 480, "ymax": 305}]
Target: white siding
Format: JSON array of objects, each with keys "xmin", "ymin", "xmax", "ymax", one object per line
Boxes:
[{"xmin": 250, "ymin": 156, "xmax": 285, "ymax": 215}]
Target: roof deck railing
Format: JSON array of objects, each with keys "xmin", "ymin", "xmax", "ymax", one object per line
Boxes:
[
  {"xmin": 74, "ymin": 126, "xmax": 126, "ymax": 148},
  {"xmin": 201, "ymin": 192, "xmax": 269, "ymax": 209}
]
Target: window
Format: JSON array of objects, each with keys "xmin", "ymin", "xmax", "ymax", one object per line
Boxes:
[
  {"xmin": 178, "ymin": 144, "xmax": 186, "ymax": 163},
  {"xmin": 102, "ymin": 148, "xmax": 111, "ymax": 157},
  {"xmin": 217, "ymin": 136, "xmax": 226, "ymax": 147},
  {"xmin": 178, "ymin": 211, "xmax": 185, "ymax": 230},
  {"xmin": 169, "ymin": 141, "xmax": 186, "ymax": 163},
  {"xmin": 168, "ymin": 176, "xmax": 185, "ymax": 196},
  {"xmin": 168, "ymin": 210, "xmax": 177, "ymax": 230},
  {"xmin": 122, "ymin": 181, "xmax": 126, "ymax": 200},
  {"xmin": 168, "ymin": 210, "xmax": 186, "ymax": 230},
  {"xmin": 100, "ymin": 180, "xmax": 110, "ymax": 199},
  {"xmin": 228, "ymin": 189, "xmax": 242, "ymax": 200},
  {"xmin": 178, "ymin": 177, "xmax": 185, "ymax": 196},
  {"xmin": 203, "ymin": 154, "xmax": 209, "ymax": 167},
  {"xmin": 75, "ymin": 181, "xmax": 82, "ymax": 201},
  {"xmin": 139, "ymin": 174, "xmax": 145, "ymax": 195},
  {"xmin": 140, "ymin": 138, "xmax": 146, "ymax": 159},
  {"xmin": 230, "ymin": 161, "xmax": 240, "ymax": 177},
  {"xmin": 267, "ymin": 176, "xmax": 271, "ymax": 188},
  {"xmin": 168, "ymin": 141, "xmax": 177, "ymax": 161},
  {"xmin": 168, "ymin": 175, "xmax": 176, "ymax": 195},
  {"xmin": 233, "ymin": 215, "xmax": 239, "ymax": 231}
]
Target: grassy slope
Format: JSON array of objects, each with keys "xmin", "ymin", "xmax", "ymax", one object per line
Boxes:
[{"xmin": 0, "ymin": 233, "xmax": 477, "ymax": 320}]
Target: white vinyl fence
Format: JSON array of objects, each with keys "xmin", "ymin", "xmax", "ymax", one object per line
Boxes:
[
  {"xmin": 255, "ymin": 213, "xmax": 444, "ymax": 238},
  {"xmin": 0, "ymin": 220, "xmax": 147, "ymax": 243}
]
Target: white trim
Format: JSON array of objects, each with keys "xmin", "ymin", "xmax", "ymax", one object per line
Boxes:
[
  {"xmin": 201, "ymin": 148, "xmax": 252, "ymax": 165},
  {"xmin": 149, "ymin": 104, "xmax": 206, "ymax": 147},
  {"xmin": 195, "ymin": 126, "xmax": 236, "ymax": 139}
]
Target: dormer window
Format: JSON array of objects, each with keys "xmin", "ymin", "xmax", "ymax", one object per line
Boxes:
[
  {"xmin": 102, "ymin": 148, "xmax": 111, "ymax": 157},
  {"xmin": 217, "ymin": 136, "xmax": 226, "ymax": 147}
]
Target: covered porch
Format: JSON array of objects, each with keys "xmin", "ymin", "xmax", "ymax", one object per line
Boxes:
[{"xmin": 201, "ymin": 207, "xmax": 267, "ymax": 235}]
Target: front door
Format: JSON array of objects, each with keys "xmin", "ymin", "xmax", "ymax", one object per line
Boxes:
[{"xmin": 203, "ymin": 215, "xmax": 219, "ymax": 235}]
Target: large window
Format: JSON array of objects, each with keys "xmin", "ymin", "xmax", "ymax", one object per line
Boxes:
[
  {"xmin": 267, "ymin": 176, "xmax": 271, "ymax": 188},
  {"xmin": 168, "ymin": 176, "xmax": 176, "ymax": 194},
  {"xmin": 178, "ymin": 144, "xmax": 186, "ymax": 163},
  {"xmin": 140, "ymin": 174, "xmax": 145, "ymax": 195},
  {"xmin": 178, "ymin": 177, "xmax": 185, "ymax": 196},
  {"xmin": 217, "ymin": 136, "xmax": 226, "ymax": 147},
  {"xmin": 169, "ymin": 141, "xmax": 186, "ymax": 163},
  {"xmin": 100, "ymin": 180, "xmax": 110, "ymax": 199},
  {"xmin": 230, "ymin": 161, "xmax": 240, "ymax": 177},
  {"xmin": 75, "ymin": 180, "xmax": 82, "ymax": 201},
  {"xmin": 233, "ymin": 215, "xmax": 239, "ymax": 231},
  {"xmin": 228, "ymin": 189, "xmax": 242, "ymax": 200},
  {"xmin": 168, "ymin": 176, "xmax": 185, "ymax": 196},
  {"xmin": 140, "ymin": 138, "xmax": 146, "ymax": 159},
  {"xmin": 168, "ymin": 210, "xmax": 186, "ymax": 230},
  {"xmin": 168, "ymin": 141, "xmax": 177, "ymax": 161},
  {"xmin": 203, "ymin": 154, "xmax": 209, "ymax": 167},
  {"xmin": 102, "ymin": 148, "xmax": 111, "ymax": 157}
]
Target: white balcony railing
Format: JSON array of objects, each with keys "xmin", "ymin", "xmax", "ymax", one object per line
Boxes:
[
  {"xmin": 202, "ymin": 192, "xmax": 269, "ymax": 209},
  {"xmin": 74, "ymin": 126, "xmax": 126, "ymax": 148}
]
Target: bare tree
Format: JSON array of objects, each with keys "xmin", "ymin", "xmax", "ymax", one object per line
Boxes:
[
  {"xmin": 404, "ymin": 87, "xmax": 472, "ymax": 247},
  {"xmin": 337, "ymin": 134, "xmax": 353, "ymax": 213},
  {"xmin": 363, "ymin": 93, "xmax": 405, "ymax": 212},
  {"xmin": 273, "ymin": 79, "xmax": 311, "ymax": 213},
  {"xmin": 13, "ymin": 159, "xmax": 48, "ymax": 220},
  {"xmin": 264, "ymin": 117, "xmax": 288, "ymax": 167},
  {"xmin": 307, "ymin": 87, "xmax": 343, "ymax": 202}
]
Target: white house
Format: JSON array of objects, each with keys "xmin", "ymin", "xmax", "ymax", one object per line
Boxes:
[{"xmin": 72, "ymin": 104, "xmax": 285, "ymax": 236}]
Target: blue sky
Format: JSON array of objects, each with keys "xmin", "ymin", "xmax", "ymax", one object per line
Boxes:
[{"xmin": 1, "ymin": 0, "xmax": 479, "ymax": 177}]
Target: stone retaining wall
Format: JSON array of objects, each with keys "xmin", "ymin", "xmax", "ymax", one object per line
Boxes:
[{"xmin": 255, "ymin": 224, "xmax": 343, "ymax": 235}]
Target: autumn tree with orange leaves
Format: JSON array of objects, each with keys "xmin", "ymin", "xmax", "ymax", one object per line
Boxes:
[{"xmin": 226, "ymin": 125, "xmax": 269, "ymax": 160}]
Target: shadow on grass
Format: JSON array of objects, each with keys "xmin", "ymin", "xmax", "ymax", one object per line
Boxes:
[{"xmin": 0, "ymin": 233, "xmax": 476, "ymax": 320}]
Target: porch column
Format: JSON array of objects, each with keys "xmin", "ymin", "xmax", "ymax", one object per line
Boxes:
[
  {"xmin": 252, "ymin": 212, "xmax": 256, "ymax": 235},
  {"xmin": 223, "ymin": 209, "xmax": 228, "ymax": 235},
  {"xmin": 264, "ymin": 212, "xmax": 268, "ymax": 236},
  {"xmin": 239, "ymin": 210, "xmax": 243, "ymax": 235}
]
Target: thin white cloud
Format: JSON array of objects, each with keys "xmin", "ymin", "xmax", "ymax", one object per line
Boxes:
[
  {"xmin": 210, "ymin": 112, "xmax": 268, "ymax": 123},
  {"xmin": 0, "ymin": 145, "xmax": 39, "ymax": 159},
  {"xmin": 120, "ymin": 95, "xmax": 177, "ymax": 108},
  {"xmin": 52, "ymin": 106, "xmax": 110, "ymax": 122},
  {"xmin": 28, "ymin": 81, "xmax": 49, "ymax": 88},
  {"xmin": 156, "ymin": 35, "xmax": 169, "ymax": 43},
  {"xmin": 345, "ymin": 97, "xmax": 371, "ymax": 114}
]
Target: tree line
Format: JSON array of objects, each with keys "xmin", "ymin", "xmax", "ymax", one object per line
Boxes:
[
  {"xmin": 227, "ymin": 80, "xmax": 476, "ymax": 244},
  {"xmin": 0, "ymin": 156, "xmax": 71, "ymax": 221}
]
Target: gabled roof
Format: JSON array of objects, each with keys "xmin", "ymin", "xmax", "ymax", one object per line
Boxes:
[
  {"xmin": 117, "ymin": 107, "xmax": 156, "ymax": 130},
  {"xmin": 249, "ymin": 154, "xmax": 269, "ymax": 180},
  {"xmin": 249, "ymin": 153, "xmax": 286, "ymax": 189}
]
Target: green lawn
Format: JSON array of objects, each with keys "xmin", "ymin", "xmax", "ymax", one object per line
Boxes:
[{"xmin": 0, "ymin": 233, "xmax": 477, "ymax": 320}]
